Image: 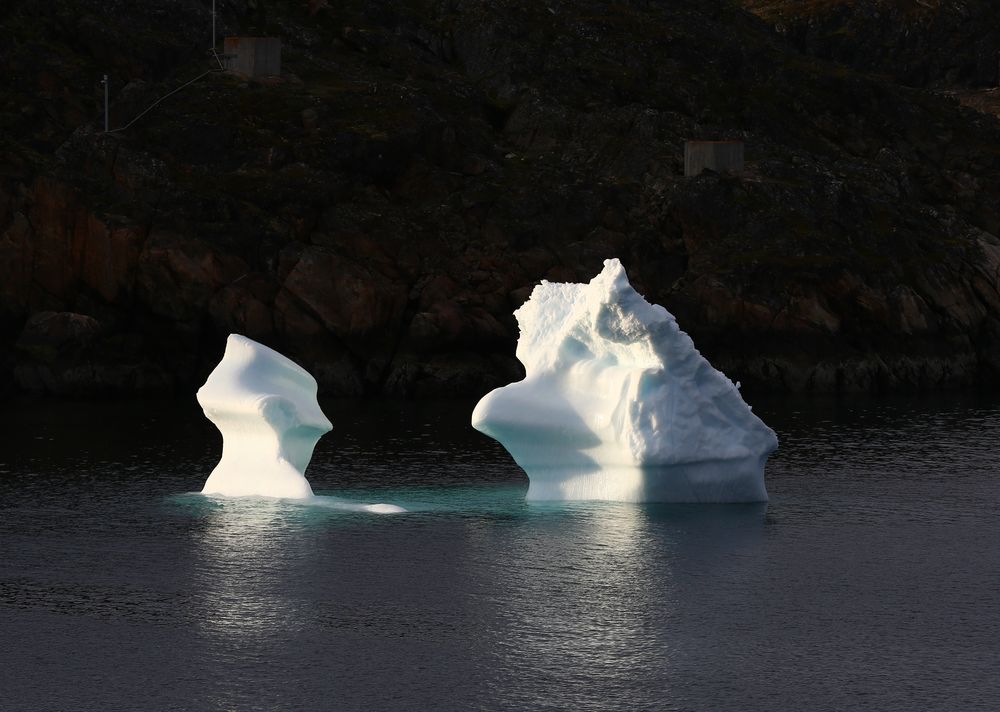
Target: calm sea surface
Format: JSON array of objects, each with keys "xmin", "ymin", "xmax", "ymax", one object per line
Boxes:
[{"xmin": 1, "ymin": 394, "xmax": 998, "ymax": 711}]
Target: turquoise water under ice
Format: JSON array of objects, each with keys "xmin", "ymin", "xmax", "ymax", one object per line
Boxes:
[{"xmin": 1, "ymin": 395, "xmax": 999, "ymax": 711}]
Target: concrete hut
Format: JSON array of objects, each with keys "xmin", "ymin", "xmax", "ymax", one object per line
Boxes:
[
  {"xmin": 684, "ymin": 140, "xmax": 745, "ymax": 177},
  {"xmin": 223, "ymin": 37, "xmax": 282, "ymax": 78}
]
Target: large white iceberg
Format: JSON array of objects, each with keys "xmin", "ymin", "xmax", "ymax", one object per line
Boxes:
[
  {"xmin": 198, "ymin": 334, "xmax": 332, "ymax": 498},
  {"xmin": 472, "ymin": 259, "xmax": 778, "ymax": 502}
]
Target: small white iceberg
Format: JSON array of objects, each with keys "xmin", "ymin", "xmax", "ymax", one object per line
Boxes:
[
  {"xmin": 472, "ymin": 259, "xmax": 778, "ymax": 503},
  {"xmin": 198, "ymin": 334, "xmax": 332, "ymax": 498},
  {"xmin": 198, "ymin": 334, "xmax": 404, "ymax": 513}
]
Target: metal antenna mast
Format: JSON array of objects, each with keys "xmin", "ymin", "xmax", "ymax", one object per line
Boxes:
[
  {"xmin": 102, "ymin": 75, "xmax": 109, "ymax": 132},
  {"xmin": 209, "ymin": 0, "xmax": 225, "ymax": 69}
]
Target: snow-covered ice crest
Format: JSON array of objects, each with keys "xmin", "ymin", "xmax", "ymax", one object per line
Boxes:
[
  {"xmin": 472, "ymin": 259, "xmax": 778, "ymax": 502},
  {"xmin": 198, "ymin": 334, "xmax": 332, "ymax": 499}
]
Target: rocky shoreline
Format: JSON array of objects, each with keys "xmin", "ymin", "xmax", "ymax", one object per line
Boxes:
[{"xmin": 2, "ymin": 0, "xmax": 1000, "ymax": 397}]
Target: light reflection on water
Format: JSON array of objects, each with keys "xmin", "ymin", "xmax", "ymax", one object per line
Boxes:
[
  {"xmin": 0, "ymin": 394, "xmax": 999, "ymax": 711},
  {"xmin": 485, "ymin": 502, "xmax": 668, "ymax": 707},
  {"xmin": 189, "ymin": 497, "xmax": 311, "ymax": 643}
]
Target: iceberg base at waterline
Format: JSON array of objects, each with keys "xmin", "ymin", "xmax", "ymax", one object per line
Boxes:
[
  {"xmin": 472, "ymin": 259, "xmax": 778, "ymax": 503},
  {"xmin": 512, "ymin": 460, "xmax": 771, "ymax": 503},
  {"xmin": 473, "ymin": 398, "xmax": 772, "ymax": 503}
]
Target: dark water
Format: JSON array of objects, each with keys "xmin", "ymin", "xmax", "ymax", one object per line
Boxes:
[{"xmin": 1, "ymin": 394, "xmax": 998, "ymax": 711}]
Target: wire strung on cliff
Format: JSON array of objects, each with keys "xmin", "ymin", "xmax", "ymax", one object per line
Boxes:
[{"xmin": 107, "ymin": 57, "xmax": 225, "ymax": 134}]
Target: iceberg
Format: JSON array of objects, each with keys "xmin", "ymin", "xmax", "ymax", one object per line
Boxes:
[
  {"xmin": 472, "ymin": 259, "xmax": 778, "ymax": 502},
  {"xmin": 198, "ymin": 334, "xmax": 332, "ymax": 498}
]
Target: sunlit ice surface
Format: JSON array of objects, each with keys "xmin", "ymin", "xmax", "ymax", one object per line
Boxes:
[
  {"xmin": 473, "ymin": 259, "xmax": 777, "ymax": 503},
  {"xmin": 198, "ymin": 334, "xmax": 332, "ymax": 499}
]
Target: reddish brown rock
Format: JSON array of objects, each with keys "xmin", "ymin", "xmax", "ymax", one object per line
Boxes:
[
  {"xmin": 79, "ymin": 217, "xmax": 145, "ymax": 304},
  {"xmin": 135, "ymin": 231, "xmax": 249, "ymax": 322},
  {"xmin": 209, "ymin": 275, "xmax": 276, "ymax": 341},
  {"xmin": 281, "ymin": 246, "xmax": 408, "ymax": 344},
  {"xmin": 0, "ymin": 211, "xmax": 33, "ymax": 318},
  {"xmin": 26, "ymin": 177, "xmax": 79, "ymax": 305}
]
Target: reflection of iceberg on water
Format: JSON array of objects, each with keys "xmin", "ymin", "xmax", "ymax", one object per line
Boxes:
[
  {"xmin": 198, "ymin": 334, "xmax": 405, "ymax": 513},
  {"xmin": 472, "ymin": 259, "xmax": 778, "ymax": 503}
]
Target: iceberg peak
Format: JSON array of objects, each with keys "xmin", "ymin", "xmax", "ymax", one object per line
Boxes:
[{"xmin": 473, "ymin": 259, "xmax": 778, "ymax": 502}]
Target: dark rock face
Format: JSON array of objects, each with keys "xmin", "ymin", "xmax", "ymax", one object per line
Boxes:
[
  {"xmin": 2, "ymin": 0, "xmax": 1000, "ymax": 397},
  {"xmin": 13, "ymin": 310, "xmax": 171, "ymax": 394},
  {"xmin": 743, "ymin": 0, "xmax": 1000, "ymax": 89}
]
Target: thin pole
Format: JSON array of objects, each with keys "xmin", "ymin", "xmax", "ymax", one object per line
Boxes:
[
  {"xmin": 103, "ymin": 75, "xmax": 109, "ymax": 132},
  {"xmin": 212, "ymin": 0, "xmax": 216, "ymax": 50}
]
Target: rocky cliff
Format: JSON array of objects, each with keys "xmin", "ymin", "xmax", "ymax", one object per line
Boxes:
[
  {"xmin": 2, "ymin": 0, "xmax": 1000, "ymax": 397},
  {"xmin": 744, "ymin": 0, "xmax": 1000, "ymax": 88}
]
